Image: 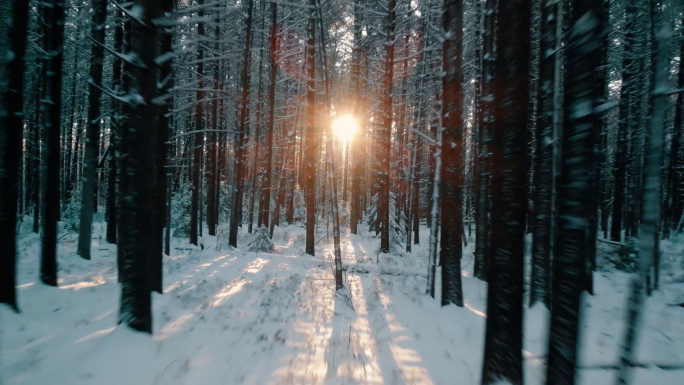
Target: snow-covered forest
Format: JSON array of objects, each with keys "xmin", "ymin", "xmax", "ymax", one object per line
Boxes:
[{"xmin": 1, "ymin": 0, "xmax": 684, "ymax": 383}]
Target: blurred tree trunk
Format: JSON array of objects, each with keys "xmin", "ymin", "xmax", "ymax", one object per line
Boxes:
[
  {"xmin": 77, "ymin": 0, "xmax": 107, "ymax": 260},
  {"xmin": 0, "ymin": 0, "xmax": 30, "ymax": 312},
  {"xmin": 480, "ymin": 0, "xmax": 531, "ymax": 383}
]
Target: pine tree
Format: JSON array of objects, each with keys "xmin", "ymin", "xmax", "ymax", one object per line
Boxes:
[
  {"xmin": 546, "ymin": 0, "xmax": 604, "ymax": 383},
  {"xmin": 378, "ymin": 0, "xmax": 396, "ymax": 254},
  {"xmin": 41, "ymin": 0, "xmax": 67, "ymax": 286},
  {"xmin": 304, "ymin": 0, "xmax": 317, "ymax": 256},
  {"xmin": 190, "ymin": 0, "xmax": 206, "ymax": 246},
  {"xmin": 530, "ymin": 0, "xmax": 559, "ymax": 308},
  {"xmin": 77, "ymin": 0, "xmax": 107, "ymax": 260},
  {"xmin": 439, "ymin": 0, "xmax": 465, "ymax": 307},
  {"xmin": 480, "ymin": 0, "xmax": 531, "ymax": 383},
  {"xmin": 0, "ymin": 0, "xmax": 30, "ymax": 312},
  {"xmin": 118, "ymin": 0, "xmax": 163, "ymax": 334},
  {"xmin": 229, "ymin": 0, "xmax": 255, "ymax": 247}
]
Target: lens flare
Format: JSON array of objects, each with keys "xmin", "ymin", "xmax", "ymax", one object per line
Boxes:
[{"xmin": 331, "ymin": 115, "xmax": 358, "ymax": 142}]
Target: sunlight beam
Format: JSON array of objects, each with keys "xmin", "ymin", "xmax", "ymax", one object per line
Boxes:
[{"xmin": 331, "ymin": 114, "xmax": 358, "ymax": 143}]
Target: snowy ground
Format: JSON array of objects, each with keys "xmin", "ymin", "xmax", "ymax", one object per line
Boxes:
[{"xmin": 2, "ymin": 218, "xmax": 684, "ymax": 385}]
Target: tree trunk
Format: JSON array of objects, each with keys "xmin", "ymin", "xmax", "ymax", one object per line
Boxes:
[
  {"xmin": 304, "ymin": 0, "xmax": 317, "ymax": 256},
  {"xmin": 350, "ymin": 0, "xmax": 363, "ymax": 235},
  {"xmin": 615, "ymin": 4, "xmax": 668, "ymax": 382},
  {"xmin": 612, "ymin": 3, "xmax": 638, "ymax": 242},
  {"xmin": 150, "ymin": 0, "xmax": 176, "ymax": 294},
  {"xmin": 106, "ymin": 11, "xmax": 124, "ymax": 245},
  {"xmin": 666, "ymin": 17, "xmax": 684, "ymax": 234},
  {"xmin": 77, "ymin": 0, "xmax": 107, "ymax": 260},
  {"xmin": 546, "ymin": 1, "xmax": 604, "ymax": 383},
  {"xmin": 190, "ymin": 0, "xmax": 205, "ymax": 246},
  {"xmin": 529, "ymin": 0, "xmax": 558, "ymax": 308},
  {"xmin": 439, "ymin": 0, "xmax": 464, "ymax": 307},
  {"xmin": 260, "ymin": 2, "xmax": 278, "ymax": 230},
  {"xmin": 118, "ymin": 0, "xmax": 161, "ymax": 334},
  {"xmin": 229, "ymin": 0, "xmax": 254, "ymax": 247},
  {"xmin": 0, "ymin": 0, "xmax": 30, "ymax": 312},
  {"xmin": 41, "ymin": 0, "xmax": 67, "ymax": 286},
  {"xmin": 206, "ymin": 22, "xmax": 219, "ymax": 237},
  {"xmin": 379, "ymin": 0, "xmax": 395, "ymax": 254},
  {"xmin": 480, "ymin": 0, "xmax": 530, "ymax": 383}
]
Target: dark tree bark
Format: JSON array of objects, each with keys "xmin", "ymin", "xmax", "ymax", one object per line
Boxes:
[
  {"xmin": 117, "ymin": 18, "xmax": 133, "ymax": 282},
  {"xmin": 107, "ymin": 11, "xmax": 124, "ymax": 245},
  {"xmin": 530, "ymin": 0, "xmax": 558, "ymax": 308},
  {"xmin": 229, "ymin": 0, "xmax": 254, "ymax": 247},
  {"xmin": 480, "ymin": 0, "xmax": 531, "ymax": 383},
  {"xmin": 304, "ymin": 0, "xmax": 317, "ymax": 255},
  {"xmin": 350, "ymin": 0, "xmax": 363, "ymax": 235},
  {"xmin": 190, "ymin": 0, "xmax": 205, "ymax": 246},
  {"xmin": 206, "ymin": 22, "xmax": 218, "ymax": 237},
  {"xmin": 379, "ymin": 0, "xmax": 395, "ymax": 253},
  {"xmin": 0, "ymin": 0, "xmax": 30, "ymax": 312},
  {"xmin": 118, "ymin": 0, "xmax": 162, "ymax": 334},
  {"xmin": 64, "ymin": 51, "xmax": 79, "ymax": 204},
  {"xmin": 41, "ymin": 0, "xmax": 67, "ymax": 287},
  {"xmin": 248, "ymin": 0, "xmax": 267, "ymax": 234},
  {"xmin": 546, "ymin": 1, "xmax": 604, "ymax": 384},
  {"xmin": 77, "ymin": 0, "xmax": 107, "ymax": 260},
  {"xmin": 612, "ymin": 3, "xmax": 638, "ymax": 242},
  {"xmin": 150, "ymin": 0, "xmax": 176, "ymax": 294},
  {"xmin": 584, "ymin": 0, "xmax": 609, "ymax": 295},
  {"xmin": 439, "ymin": 0, "xmax": 464, "ymax": 307},
  {"xmin": 260, "ymin": 2, "xmax": 278, "ymax": 230},
  {"xmin": 666, "ymin": 18, "xmax": 684, "ymax": 234},
  {"xmin": 474, "ymin": 0, "xmax": 497, "ymax": 283}
]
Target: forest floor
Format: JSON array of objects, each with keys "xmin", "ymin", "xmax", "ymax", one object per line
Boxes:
[{"xmin": 2, "ymin": 217, "xmax": 684, "ymax": 385}]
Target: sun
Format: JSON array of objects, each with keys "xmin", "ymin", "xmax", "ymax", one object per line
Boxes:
[{"xmin": 331, "ymin": 114, "xmax": 358, "ymax": 143}]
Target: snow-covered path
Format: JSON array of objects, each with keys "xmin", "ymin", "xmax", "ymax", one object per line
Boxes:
[
  {"xmin": 3, "ymin": 223, "xmax": 684, "ymax": 384},
  {"xmin": 3, "ymin": 225, "xmax": 465, "ymax": 385}
]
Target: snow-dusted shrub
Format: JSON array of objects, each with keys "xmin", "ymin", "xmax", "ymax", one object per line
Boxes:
[
  {"xmin": 249, "ymin": 225, "xmax": 279, "ymax": 253},
  {"xmin": 293, "ymin": 187, "xmax": 305, "ymax": 223},
  {"xmin": 171, "ymin": 183, "xmax": 191, "ymax": 238},
  {"xmin": 62, "ymin": 188, "xmax": 82, "ymax": 232}
]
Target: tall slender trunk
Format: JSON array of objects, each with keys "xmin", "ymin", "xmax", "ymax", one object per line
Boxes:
[
  {"xmin": 261, "ymin": 3, "xmax": 278, "ymax": 230},
  {"xmin": 229, "ymin": 0, "xmax": 254, "ymax": 247},
  {"xmin": 546, "ymin": 1, "xmax": 604, "ymax": 383},
  {"xmin": 474, "ymin": 0, "xmax": 497, "ymax": 282},
  {"xmin": 0, "ymin": 0, "xmax": 30, "ymax": 311},
  {"xmin": 150, "ymin": 0, "xmax": 176, "ymax": 293},
  {"xmin": 64, "ymin": 51, "xmax": 79, "ymax": 203},
  {"xmin": 585, "ymin": 0, "xmax": 610, "ymax": 295},
  {"xmin": 350, "ymin": 0, "xmax": 363, "ymax": 234},
  {"xmin": 666, "ymin": 17, "xmax": 684, "ymax": 234},
  {"xmin": 313, "ymin": 0, "xmax": 343, "ymax": 289},
  {"xmin": 615, "ymin": 4, "xmax": 669, "ymax": 382},
  {"xmin": 107, "ymin": 11, "xmax": 124, "ymax": 245},
  {"xmin": 379, "ymin": 0, "xmax": 395, "ymax": 253},
  {"xmin": 439, "ymin": 0, "xmax": 464, "ymax": 307},
  {"xmin": 118, "ymin": 0, "xmax": 161, "ymax": 334},
  {"xmin": 41, "ymin": 0, "xmax": 67, "ymax": 286},
  {"xmin": 304, "ymin": 0, "xmax": 317, "ymax": 255},
  {"xmin": 530, "ymin": 0, "xmax": 558, "ymax": 308},
  {"xmin": 612, "ymin": 3, "xmax": 638, "ymax": 242},
  {"xmin": 206, "ymin": 22, "xmax": 219, "ymax": 237},
  {"xmin": 117, "ymin": 18, "xmax": 133, "ymax": 282},
  {"xmin": 249, "ymin": 0, "xmax": 267, "ymax": 234},
  {"xmin": 190, "ymin": 0, "xmax": 205, "ymax": 246},
  {"xmin": 480, "ymin": 0, "xmax": 531, "ymax": 383},
  {"xmin": 77, "ymin": 0, "xmax": 107, "ymax": 260}
]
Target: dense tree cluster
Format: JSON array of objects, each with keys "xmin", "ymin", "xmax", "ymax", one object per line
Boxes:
[{"xmin": 1, "ymin": 0, "xmax": 682, "ymax": 383}]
